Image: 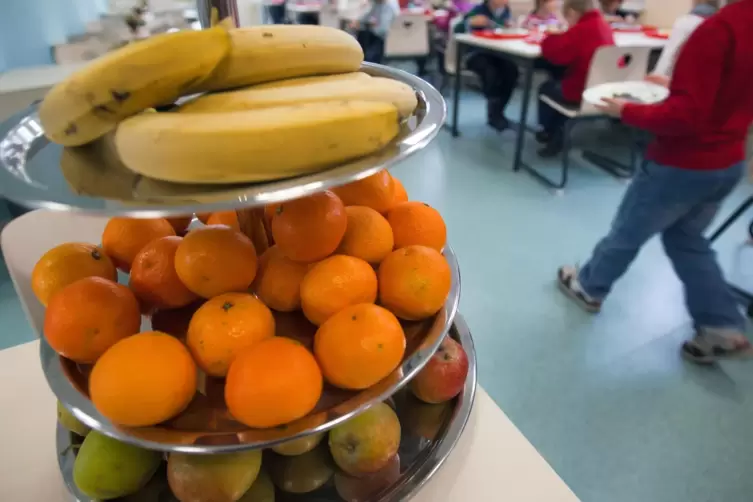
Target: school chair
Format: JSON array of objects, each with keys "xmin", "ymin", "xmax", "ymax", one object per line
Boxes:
[
  {"xmin": 384, "ymin": 13, "xmax": 431, "ymax": 73},
  {"xmin": 530, "ymin": 45, "xmax": 652, "ymax": 189}
]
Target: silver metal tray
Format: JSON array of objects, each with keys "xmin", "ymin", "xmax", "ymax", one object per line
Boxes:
[
  {"xmin": 0, "ymin": 63, "xmax": 445, "ymax": 217},
  {"xmin": 57, "ymin": 315, "xmax": 477, "ymax": 502},
  {"xmin": 45, "ymin": 246, "xmax": 460, "ymax": 454}
]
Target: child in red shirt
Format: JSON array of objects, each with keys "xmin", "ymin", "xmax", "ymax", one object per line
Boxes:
[
  {"xmin": 558, "ymin": 0, "xmax": 753, "ymax": 364},
  {"xmin": 536, "ymin": 0, "xmax": 614, "ymax": 156}
]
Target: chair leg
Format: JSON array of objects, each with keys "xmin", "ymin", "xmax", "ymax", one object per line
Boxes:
[
  {"xmin": 708, "ymin": 196, "xmax": 753, "ymax": 243},
  {"xmin": 581, "ymin": 122, "xmax": 636, "ymax": 179},
  {"xmin": 519, "ymin": 119, "xmax": 577, "ymax": 191}
]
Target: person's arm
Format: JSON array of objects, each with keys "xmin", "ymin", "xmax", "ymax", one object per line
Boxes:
[
  {"xmin": 651, "ymin": 15, "xmax": 702, "ymax": 78},
  {"xmin": 621, "ymin": 19, "xmax": 731, "ymax": 136},
  {"xmin": 373, "ymin": 4, "xmax": 396, "ymax": 37},
  {"xmin": 540, "ymin": 27, "xmax": 577, "ymax": 65},
  {"xmin": 464, "ymin": 6, "xmax": 491, "ymax": 31}
]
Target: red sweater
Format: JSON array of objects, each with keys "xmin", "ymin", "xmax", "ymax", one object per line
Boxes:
[
  {"xmin": 622, "ymin": 0, "xmax": 753, "ymax": 170},
  {"xmin": 541, "ymin": 11, "xmax": 614, "ymax": 102}
]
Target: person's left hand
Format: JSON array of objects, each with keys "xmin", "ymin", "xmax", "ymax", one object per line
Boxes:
[{"xmin": 596, "ymin": 97, "xmax": 629, "ymax": 117}]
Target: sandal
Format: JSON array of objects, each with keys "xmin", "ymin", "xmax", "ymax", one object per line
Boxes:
[{"xmin": 681, "ymin": 328, "xmax": 753, "ymax": 364}]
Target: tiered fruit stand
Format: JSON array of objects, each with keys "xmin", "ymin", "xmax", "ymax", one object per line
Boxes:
[{"xmin": 0, "ymin": 4, "xmax": 479, "ymax": 501}]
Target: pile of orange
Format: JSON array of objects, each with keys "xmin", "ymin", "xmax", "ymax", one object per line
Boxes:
[{"xmin": 34, "ymin": 169, "xmax": 452, "ymax": 431}]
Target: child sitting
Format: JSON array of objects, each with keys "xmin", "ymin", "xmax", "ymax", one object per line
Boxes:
[
  {"xmin": 522, "ymin": 0, "xmax": 561, "ymax": 30},
  {"xmin": 537, "ymin": 0, "xmax": 614, "ymax": 156},
  {"xmin": 599, "ymin": 0, "xmax": 634, "ymax": 23},
  {"xmin": 351, "ymin": 0, "xmax": 398, "ymax": 64}
]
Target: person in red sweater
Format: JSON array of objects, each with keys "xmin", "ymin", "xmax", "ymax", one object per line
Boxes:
[
  {"xmin": 536, "ymin": 0, "xmax": 614, "ymax": 156},
  {"xmin": 558, "ymin": 0, "xmax": 753, "ymax": 364}
]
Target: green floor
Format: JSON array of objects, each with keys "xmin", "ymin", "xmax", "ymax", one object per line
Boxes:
[{"xmin": 2, "ymin": 89, "xmax": 753, "ymax": 502}]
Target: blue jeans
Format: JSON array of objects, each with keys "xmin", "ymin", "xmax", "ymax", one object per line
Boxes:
[{"xmin": 579, "ymin": 160, "xmax": 746, "ymax": 331}]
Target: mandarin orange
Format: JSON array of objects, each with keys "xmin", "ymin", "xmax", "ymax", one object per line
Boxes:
[
  {"xmin": 186, "ymin": 292, "xmax": 275, "ymax": 377},
  {"xmin": 314, "ymin": 303, "xmax": 406, "ymax": 390},
  {"xmin": 174, "ymin": 225, "xmax": 257, "ymax": 298},
  {"xmin": 101, "ymin": 217, "xmax": 175, "ymax": 272},
  {"xmin": 253, "ymin": 245, "xmax": 310, "ymax": 312},
  {"xmin": 129, "ymin": 236, "xmax": 198, "ymax": 309},
  {"xmin": 43, "ymin": 277, "xmax": 140, "ymax": 363},
  {"xmin": 386, "ymin": 202, "xmax": 446, "ymax": 252},
  {"xmin": 89, "ymin": 331, "xmax": 197, "ymax": 427},
  {"xmin": 271, "ymin": 191, "xmax": 346, "ymax": 263},
  {"xmin": 300, "ymin": 255, "xmax": 378, "ymax": 326},
  {"xmin": 206, "ymin": 211, "xmax": 240, "ymax": 231},
  {"xmin": 333, "ymin": 170, "xmax": 395, "ymax": 213},
  {"xmin": 336, "ymin": 206, "xmax": 394, "ymax": 265},
  {"xmin": 378, "ymin": 245, "xmax": 451, "ymax": 320},
  {"xmin": 32, "ymin": 242, "xmax": 117, "ymax": 306},
  {"xmin": 225, "ymin": 337, "xmax": 322, "ymax": 428}
]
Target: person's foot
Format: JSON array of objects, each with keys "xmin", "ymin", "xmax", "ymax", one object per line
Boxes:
[
  {"xmin": 535, "ymin": 130, "xmax": 552, "ymax": 144},
  {"xmin": 681, "ymin": 327, "xmax": 753, "ymax": 364},
  {"xmin": 538, "ymin": 134, "xmax": 564, "ymax": 157},
  {"xmin": 557, "ymin": 266, "xmax": 602, "ymax": 313},
  {"xmin": 487, "ymin": 115, "xmax": 510, "ymax": 132}
]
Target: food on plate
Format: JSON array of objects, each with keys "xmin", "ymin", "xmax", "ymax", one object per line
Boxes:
[
  {"xmin": 328, "ymin": 402, "xmax": 401, "ymax": 476},
  {"xmin": 174, "ymin": 225, "xmax": 258, "ymax": 298},
  {"xmin": 44, "ymin": 277, "xmax": 140, "ymax": 363},
  {"xmin": 129, "ymin": 236, "xmax": 199, "ymax": 310},
  {"xmin": 167, "ymin": 450, "xmax": 262, "ymax": 502},
  {"xmin": 269, "ymin": 444, "xmax": 334, "ymax": 494},
  {"xmin": 271, "ymin": 191, "xmax": 347, "ymax": 263},
  {"xmin": 73, "ymin": 430, "xmax": 162, "ymax": 499},
  {"xmin": 57, "ymin": 401, "xmax": 91, "ymax": 437},
  {"xmin": 410, "ymin": 336, "xmax": 469, "ymax": 404},
  {"xmin": 300, "ymin": 255, "xmax": 378, "ymax": 326},
  {"xmin": 315, "ymin": 303, "xmax": 405, "ymax": 390},
  {"xmin": 89, "ymin": 331, "xmax": 197, "ymax": 427},
  {"xmin": 402, "ymin": 395, "xmax": 454, "ymax": 441},
  {"xmin": 390, "ymin": 176, "xmax": 409, "ymax": 206},
  {"xmin": 334, "ymin": 454, "xmax": 401, "ymax": 502},
  {"xmin": 186, "ymin": 292, "xmax": 275, "ymax": 377},
  {"xmin": 272, "ymin": 432, "xmax": 325, "ymax": 457},
  {"xmin": 333, "ymin": 170, "xmax": 395, "ymax": 214},
  {"xmin": 336, "ymin": 206, "xmax": 395, "ymax": 265},
  {"xmin": 225, "ymin": 337, "xmax": 322, "ymax": 428},
  {"xmin": 39, "ymin": 26, "xmax": 229, "ymax": 146},
  {"xmin": 378, "ymin": 245, "xmax": 452, "ymax": 320},
  {"xmin": 253, "ymin": 71, "xmax": 370, "ymax": 90},
  {"xmin": 386, "ymin": 201, "xmax": 447, "ymax": 252},
  {"xmin": 189, "ymin": 25, "xmax": 364, "ymax": 93},
  {"xmin": 206, "ymin": 210, "xmax": 241, "ymax": 231},
  {"xmin": 238, "ymin": 469, "xmax": 275, "ymax": 501},
  {"xmin": 611, "ymin": 92, "xmax": 644, "ymax": 103},
  {"xmin": 115, "ymin": 101, "xmax": 399, "ymax": 184},
  {"xmin": 31, "ymin": 242, "xmax": 117, "ymax": 306},
  {"xmin": 150, "ymin": 301, "xmax": 204, "ymax": 341},
  {"xmin": 102, "ymin": 217, "xmax": 176, "ymax": 272},
  {"xmin": 253, "ymin": 245, "xmax": 310, "ymax": 312}
]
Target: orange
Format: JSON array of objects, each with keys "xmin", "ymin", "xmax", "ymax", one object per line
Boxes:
[
  {"xmin": 206, "ymin": 211, "xmax": 240, "ymax": 231},
  {"xmin": 196, "ymin": 213, "xmax": 211, "ymax": 224},
  {"xmin": 271, "ymin": 191, "xmax": 347, "ymax": 263},
  {"xmin": 314, "ymin": 303, "xmax": 406, "ymax": 390},
  {"xmin": 89, "ymin": 331, "xmax": 197, "ymax": 427},
  {"xmin": 225, "ymin": 337, "xmax": 322, "ymax": 428},
  {"xmin": 253, "ymin": 245, "xmax": 310, "ymax": 312},
  {"xmin": 102, "ymin": 217, "xmax": 176, "ymax": 272},
  {"xmin": 174, "ymin": 225, "xmax": 257, "ymax": 298},
  {"xmin": 129, "ymin": 236, "xmax": 198, "ymax": 309},
  {"xmin": 166, "ymin": 215, "xmax": 194, "ymax": 235},
  {"xmin": 386, "ymin": 202, "xmax": 447, "ymax": 252},
  {"xmin": 336, "ymin": 206, "xmax": 394, "ymax": 264},
  {"xmin": 391, "ymin": 177, "xmax": 409, "ymax": 207},
  {"xmin": 186, "ymin": 293, "xmax": 275, "ymax": 377},
  {"xmin": 378, "ymin": 245, "xmax": 451, "ymax": 320},
  {"xmin": 43, "ymin": 277, "xmax": 140, "ymax": 363},
  {"xmin": 333, "ymin": 170, "xmax": 395, "ymax": 213},
  {"xmin": 300, "ymin": 255, "xmax": 378, "ymax": 326},
  {"xmin": 32, "ymin": 243, "xmax": 117, "ymax": 306}
]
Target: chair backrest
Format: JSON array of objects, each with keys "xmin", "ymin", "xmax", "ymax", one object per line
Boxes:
[
  {"xmin": 385, "ymin": 13, "xmax": 431, "ymax": 57},
  {"xmin": 318, "ymin": 4, "xmax": 341, "ymax": 28},
  {"xmin": 0, "ymin": 210, "xmax": 111, "ymax": 337},
  {"xmin": 444, "ymin": 15, "xmax": 465, "ymax": 75},
  {"xmin": 581, "ymin": 45, "xmax": 652, "ymax": 113}
]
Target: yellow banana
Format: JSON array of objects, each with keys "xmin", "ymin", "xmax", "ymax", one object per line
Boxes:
[
  {"xmin": 191, "ymin": 25, "xmax": 364, "ymax": 93},
  {"xmin": 114, "ymin": 101, "xmax": 399, "ymax": 184},
  {"xmin": 178, "ymin": 74, "xmax": 417, "ymax": 118},
  {"xmin": 251, "ymin": 71, "xmax": 371, "ymax": 90},
  {"xmin": 39, "ymin": 27, "xmax": 230, "ymax": 147}
]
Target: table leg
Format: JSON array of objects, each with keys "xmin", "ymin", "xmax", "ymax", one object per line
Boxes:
[
  {"xmin": 451, "ymin": 42, "xmax": 463, "ymax": 138},
  {"xmin": 513, "ymin": 60, "xmax": 536, "ymax": 172}
]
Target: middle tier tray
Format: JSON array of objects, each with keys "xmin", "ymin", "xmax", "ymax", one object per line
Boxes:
[{"xmin": 43, "ymin": 246, "xmax": 460, "ymax": 454}]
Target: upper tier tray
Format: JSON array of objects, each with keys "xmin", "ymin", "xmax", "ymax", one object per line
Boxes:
[
  {"xmin": 0, "ymin": 63, "xmax": 445, "ymax": 217},
  {"xmin": 44, "ymin": 246, "xmax": 460, "ymax": 455}
]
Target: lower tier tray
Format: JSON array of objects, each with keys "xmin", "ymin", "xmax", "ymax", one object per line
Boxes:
[{"xmin": 57, "ymin": 315, "xmax": 477, "ymax": 502}]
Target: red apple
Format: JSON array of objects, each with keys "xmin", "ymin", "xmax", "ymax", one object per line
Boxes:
[{"xmin": 410, "ymin": 337, "xmax": 468, "ymax": 404}]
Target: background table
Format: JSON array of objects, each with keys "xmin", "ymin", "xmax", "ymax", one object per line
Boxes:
[{"xmin": 0, "ymin": 339, "xmax": 580, "ymax": 502}]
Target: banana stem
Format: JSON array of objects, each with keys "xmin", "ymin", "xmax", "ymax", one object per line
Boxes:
[{"xmin": 197, "ymin": 0, "xmax": 240, "ymax": 28}]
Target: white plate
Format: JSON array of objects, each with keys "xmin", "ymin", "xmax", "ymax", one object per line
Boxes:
[
  {"xmin": 583, "ymin": 81, "xmax": 670, "ymax": 107},
  {"xmin": 493, "ymin": 28, "xmax": 529, "ymax": 36}
]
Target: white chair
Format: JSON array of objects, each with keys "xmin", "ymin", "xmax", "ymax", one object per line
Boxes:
[
  {"xmin": 384, "ymin": 13, "xmax": 431, "ymax": 59},
  {"xmin": 318, "ymin": 4, "xmax": 341, "ymax": 28},
  {"xmin": 439, "ymin": 15, "xmax": 478, "ymax": 93},
  {"xmin": 532, "ymin": 45, "xmax": 652, "ymax": 189}
]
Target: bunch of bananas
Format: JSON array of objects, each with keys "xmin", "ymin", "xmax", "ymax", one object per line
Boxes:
[{"xmin": 39, "ymin": 25, "xmax": 416, "ymax": 185}]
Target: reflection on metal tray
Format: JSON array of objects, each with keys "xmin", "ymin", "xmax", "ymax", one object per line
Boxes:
[
  {"xmin": 46, "ymin": 247, "xmax": 460, "ymax": 454},
  {"xmin": 58, "ymin": 315, "xmax": 477, "ymax": 502},
  {"xmin": 0, "ymin": 63, "xmax": 445, "ymax": 217}
]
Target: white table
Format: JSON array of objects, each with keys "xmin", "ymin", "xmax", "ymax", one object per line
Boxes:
[
  {"xmin": 0, "ymin": 339, "xmax": 580, "ymax": 502},
  {"xmin": 449, "ymin": 31, "xmax": 667, "ymax": 176}
]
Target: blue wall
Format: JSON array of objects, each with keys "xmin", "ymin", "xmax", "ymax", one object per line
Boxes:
[{"xmin": 0, "ymin": 0, "xmax": 104, "ymax": 72}]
